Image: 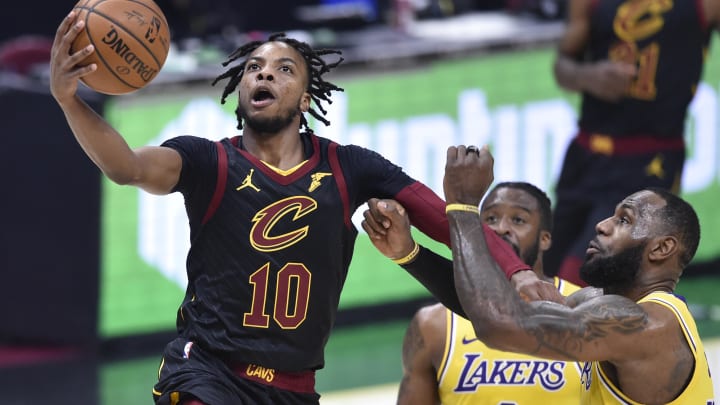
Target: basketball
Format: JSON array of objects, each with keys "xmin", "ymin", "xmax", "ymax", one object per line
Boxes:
[{"xmin": 70, "ymin": 0, "xmax": 171, "ymax": 95}]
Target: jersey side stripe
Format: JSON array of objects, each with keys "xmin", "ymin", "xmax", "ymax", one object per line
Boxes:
[
  {"xmin": 596, "ymin": 362, "xmax": 633, "ymax": 404},
  {"xmin": 201, "ymin": 141, "xmax": 228, "ymax": 225},
  {"xmin": 437, "ymin": 311, "xmax": 455, "ymax": 383},
  {"xmin": 327, "ymin": 142, "xmax": 351, "ymax": 229}
]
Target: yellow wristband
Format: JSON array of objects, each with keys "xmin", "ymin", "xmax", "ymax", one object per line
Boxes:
[
  {"xmin": 445, "ymin": 203, "xmax": 479, "ymax": 214},
  {"xmin": 392, "ymin": 242, "xmax": 420, "ymax": 265}
]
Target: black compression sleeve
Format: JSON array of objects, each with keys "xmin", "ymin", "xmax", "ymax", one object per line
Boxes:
[{"xmin": 400, "ymin": 245, "xmax": 467, "ymax": 317}]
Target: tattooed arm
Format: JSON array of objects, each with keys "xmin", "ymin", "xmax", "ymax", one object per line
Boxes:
[
  {"xmin": 443, "ymin": 146, "xmax": 652, "ymax": 362},
  {"xmin": 396, "ymin": 304, "xmax": 445, "ymax": 405},
  {"xmin": 441, "ymin": 146, "xmax": 698, "ymax": 403}
]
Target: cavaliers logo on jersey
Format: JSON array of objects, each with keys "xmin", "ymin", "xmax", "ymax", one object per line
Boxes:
[{"xmin": 250, "ymin": 196, "xmax": 318, "ymax": 252}]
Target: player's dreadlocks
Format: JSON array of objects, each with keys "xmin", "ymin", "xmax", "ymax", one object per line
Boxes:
[{"xmin": 211, "ymin": 33, "xmax": 345, "ymax": 132}]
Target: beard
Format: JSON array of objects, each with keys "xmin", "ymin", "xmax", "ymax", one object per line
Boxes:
[
  {"xmin": 522, "ymin": 239, "xmax": 540, "ymax": 268},
  {"xmin": 236, "ymin": 103, "xmax": 301, "ymax": 134},
  {"xmin": 579, "ymin": 241, "xmax": 645, "ymax": 290},
  {"xmin": 503, "ymin": 236, "xmax": 540, "ymax": 268}
]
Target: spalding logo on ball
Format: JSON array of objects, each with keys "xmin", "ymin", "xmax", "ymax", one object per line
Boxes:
[{"xmin": 71, "ymin": 0, "xmax": 171, "ymax": 95}]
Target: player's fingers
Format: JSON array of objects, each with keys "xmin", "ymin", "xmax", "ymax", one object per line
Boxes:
[
  {"xmin": 69, "ymin": 43, "xmax": 95, "ymax": 65},
  {"xmin": 480, "ymin": 145, "xmax": 494, "ymax": 166},
  {"xmin": 446, "ymin": 146, "xmax": 459, "ymax": 164},
  {"xmin": 362, "ymin": 208, "xmax": 387, "ymax": 236},
  {"xmin": 361, "ymin": 219, "xmax": 386, "ymax": 241},
  {"xmin": 457, "ymin": 145, "xmax": 469, "ymax": 158},
  {"xmin": 55, "ymin": 12, "xmax": 77, "ymax": 44},
  {"xmin": 394, "ymin": 201, "xmax": 406, "ymax": 217},
  {"xmin": 367, "ymin": 198, "xmax": 390, "ymax": 228},
  {"xmin": 366, "ymin": 198, "xmax": 381, "ymax": 215},
  {"xmin": 62, "ymin": 15, "xmax": 85, "ymax": 50},
  {"xmin": 360, "ymin": 219, "xmax": 379, "ymax": 239},
  {"xmin": 74, "ymin": 62, "xmax": 98, "ymax": 79},
  {"xmin": 376, "ymin": 200, "xmax": 406, "ymax": 224}
]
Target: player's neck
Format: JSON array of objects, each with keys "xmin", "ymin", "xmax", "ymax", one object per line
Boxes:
[
  {"xmin": 243, "ymin": 128, "xmax": 305, "ymax": 170},
  {"xmin": 533, "ymin": 261, "xmax": 551, "ymax": 283}
]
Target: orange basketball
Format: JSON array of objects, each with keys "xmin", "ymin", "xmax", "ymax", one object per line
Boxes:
[{"xmin": 70, "ymin": 0, "xmax": 171, "ymax": 95}]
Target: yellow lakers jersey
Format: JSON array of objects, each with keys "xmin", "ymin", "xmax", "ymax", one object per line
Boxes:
[
  {"xmin": 437, "ymin": 277, "xmax": 583, "ymax": 405},
  {"xmin": 580, "ymin": 291, "xmax": 715, "ymax": 404}
]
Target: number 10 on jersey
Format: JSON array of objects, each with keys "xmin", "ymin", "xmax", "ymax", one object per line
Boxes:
[{"xmin": 243, "ymin": 263, "xmax": 311, "ymax": 329}]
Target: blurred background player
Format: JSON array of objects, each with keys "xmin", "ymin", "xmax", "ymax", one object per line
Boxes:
[
  {"xmin": 546, "ymin": 0, "xmax": 720, "ymax": 285},
  {"xmin": 364, "ymin": 182, "xmax": 582, "ymax": 404}
]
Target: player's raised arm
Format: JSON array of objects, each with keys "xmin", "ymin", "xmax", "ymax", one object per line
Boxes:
[
  {"xmin": 443, "ymin": 146, "xmax": 639, "ymax": 359},
  {"xmin": 442, "ymin": 145, "xmax": 708, "ymax": 404},
  {"xmin": 50, "ymin": 11, "xmax": 181, "ymax": 195}
]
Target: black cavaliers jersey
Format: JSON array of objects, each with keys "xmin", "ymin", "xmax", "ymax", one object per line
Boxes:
[
  {"xmin": 579, "ymin": 0, "xmax": 711, "ymax": 137},
  {"xmin": 161, "ymin": 132, "xmax": 448, "ymax": 372}
]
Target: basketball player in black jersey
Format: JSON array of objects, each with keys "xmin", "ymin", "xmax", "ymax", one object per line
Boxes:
[
  {"xmin": 547, "ymin": 0, "xmax": 720, "ymax": 286},
  {"xmin": 49, "ymin": 12, "xmax": 561, "ymax": 404}
]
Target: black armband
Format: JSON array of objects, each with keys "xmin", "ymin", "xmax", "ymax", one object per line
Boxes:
[{"xmin": 400, "ymin": 245, "xmax": 467, "ymax": 317}]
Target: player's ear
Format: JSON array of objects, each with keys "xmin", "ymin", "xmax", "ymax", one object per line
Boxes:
[
  {"xmin": 300, "ymin": 92, "xmax": 311, "ymax": 112},
  {"xmin": 539, "ymin": 230, "xmax": 552, "ymax": 252},
  {"xmin": 648, "ymin": 236, "xmax": 678, "ymax": 262}
]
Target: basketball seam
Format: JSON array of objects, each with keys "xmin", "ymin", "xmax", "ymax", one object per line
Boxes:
[
  {"xmin": 76, "ymin": 0, "xmax": 167, "ymax": 66},
  {"xmin": 76, "ymin": 4, "xmax": 139, "ymax": 92},
  {"xmin": 75, "ymin": 0, "xmax": 168, "ymax": 93},
  {"xmin": 75, "ymin": 5, "xmax": 136, "ymax": 92}
]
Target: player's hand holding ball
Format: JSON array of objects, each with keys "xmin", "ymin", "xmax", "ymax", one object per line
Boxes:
[{"xmin": 52, "ymin": 0, "xmax": 170, "ymax": 98}]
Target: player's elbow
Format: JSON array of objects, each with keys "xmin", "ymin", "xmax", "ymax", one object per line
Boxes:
[
  {"xmin": 103, "ymin": 169, "xmax": 132, "ymax": 186},
  {"xmin": 101, "ymin": 158, "xmax": 150, "ymax": 188}
]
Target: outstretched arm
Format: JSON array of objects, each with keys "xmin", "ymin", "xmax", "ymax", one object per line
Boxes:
[
  {"xmin": 50, "ymin": 11, "xmax": 181, "ymax": 195},
  {"xmin": 363, "ymin": 198, "xmax": 565, "ymax": 310},
  {"xmin": 362, "ymin": 198, "xmax": 466, "ymax": 315}
]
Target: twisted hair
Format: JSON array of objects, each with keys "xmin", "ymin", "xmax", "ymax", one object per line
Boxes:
[{"xmin": 211, "ymin": 33, "xmax": 345, "ymax": 131}]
